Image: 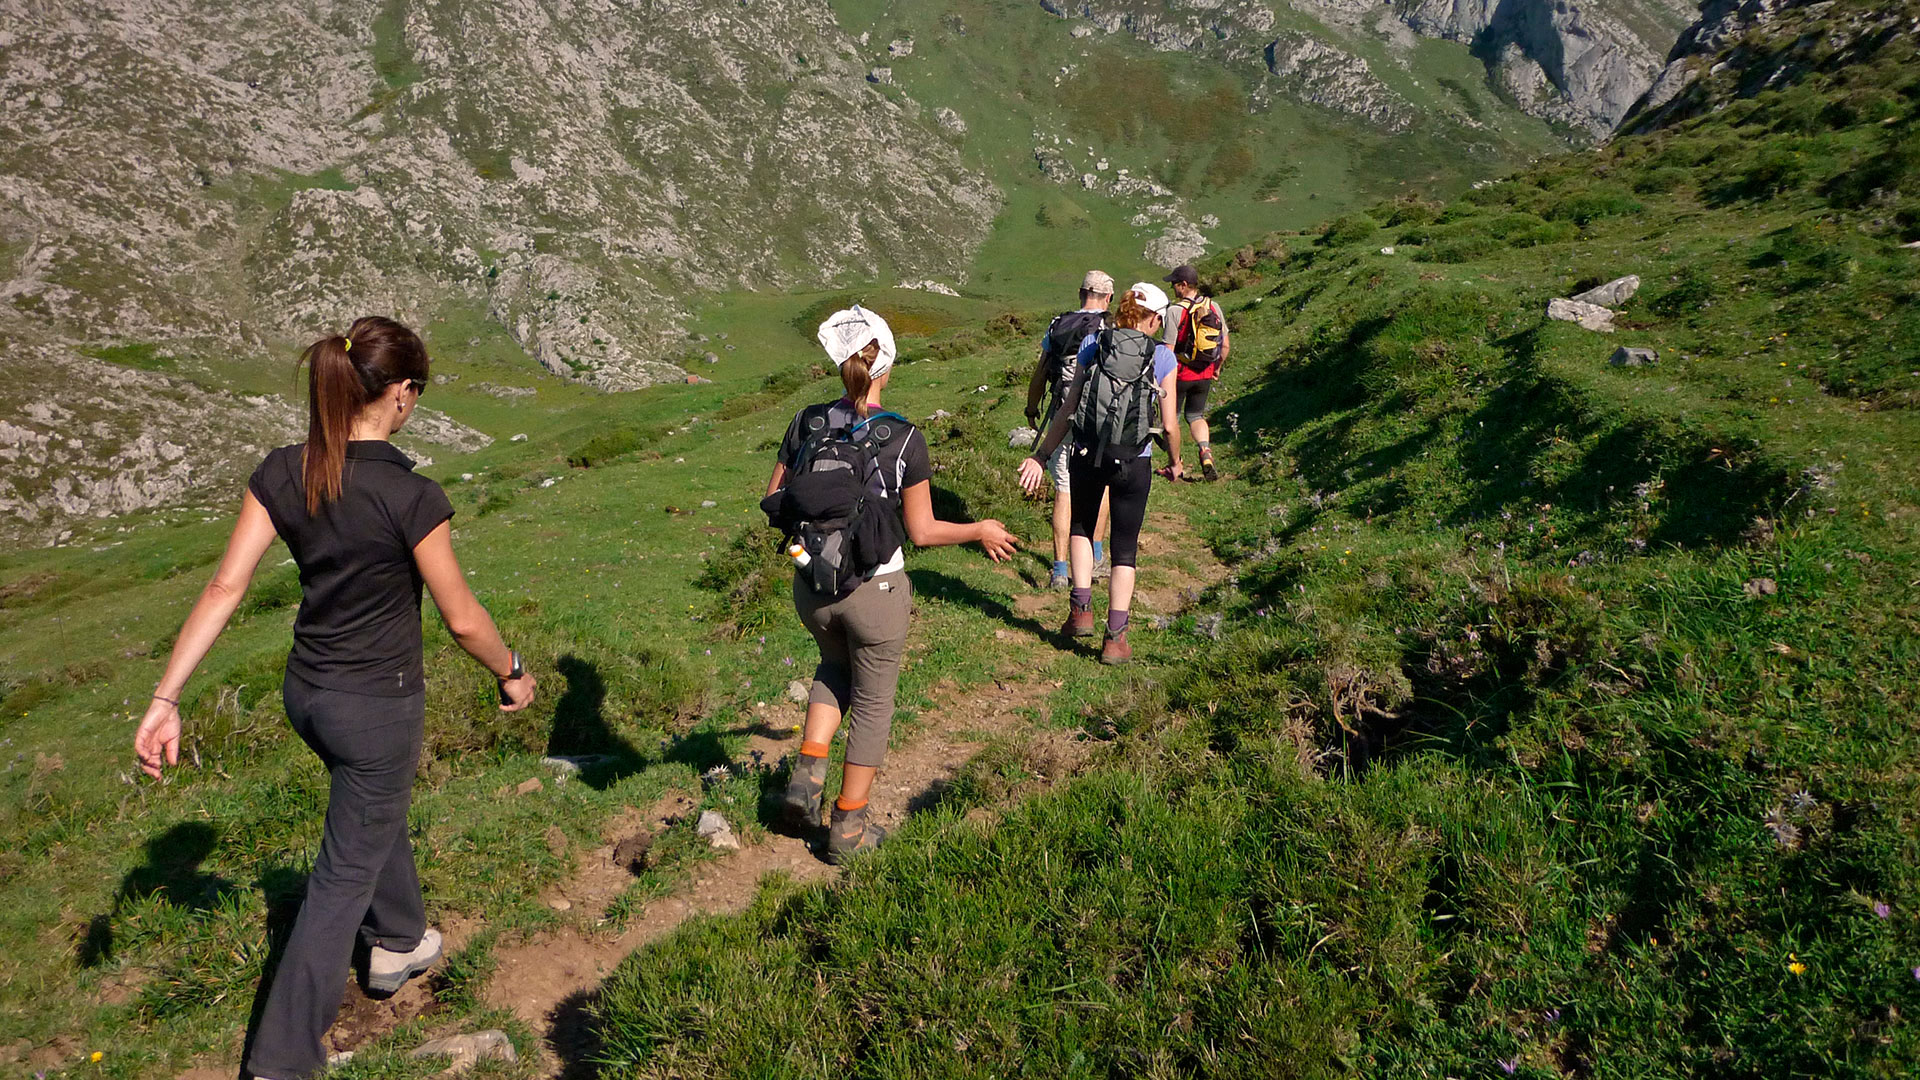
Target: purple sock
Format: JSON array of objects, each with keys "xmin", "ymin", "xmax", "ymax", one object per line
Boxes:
[
  {"xmin": 1070, "ymin": 587, "xmax": 1092, "ymax": 611},
  {"xmin": 1107, "ymin": 609, "xmax": 1129, "ymax": 634}
]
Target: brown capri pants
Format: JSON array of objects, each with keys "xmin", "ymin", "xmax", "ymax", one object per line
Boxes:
[{"xmin": 792, "ymin": 569, "xmax": 912, "ymax": 768}]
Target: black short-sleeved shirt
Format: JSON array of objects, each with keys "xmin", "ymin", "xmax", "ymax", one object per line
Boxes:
[{"xmin": 247, "ymin": 441, "xmax": 455, "ymax": 696}]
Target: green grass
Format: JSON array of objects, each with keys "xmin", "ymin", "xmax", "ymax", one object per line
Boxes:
[
  {"xmin": 8, "ymin": 2, "xmax": 1920, "ymax": 1076},
  {"xmin": 577, "ymin": 7, "xmax": 1920, "ymax": 1076}
]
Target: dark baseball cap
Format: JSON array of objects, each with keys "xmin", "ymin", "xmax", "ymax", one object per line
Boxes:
[{"xmin": 1164, "ymin": 264, "xmax": 1199, "ymax": 286}]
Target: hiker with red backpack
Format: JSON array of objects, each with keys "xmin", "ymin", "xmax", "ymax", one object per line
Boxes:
[
  {"xmin": 1017, "ymin": 283, "xmax": 1183, "ymax": 664},
  {"xmin": 1025, "ymin": 270, "xmax": 1114, "ymax": 590},
  {"xmin": 763, "ymin": 306, "xmax": 1017, "ymax": 861},
  {"xmin": 1162, "ymin": 264, "xmax": 1230, "ymax": 481}
]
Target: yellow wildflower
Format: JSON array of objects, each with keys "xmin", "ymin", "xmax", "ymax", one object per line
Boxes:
[
  {"xmin": 91, "ymin": 1052, "xmax": 104, "ymax": 1063},
  {"xmin": 1787, "ymin": 953, "xmax": 1807, "ymax": 976}
]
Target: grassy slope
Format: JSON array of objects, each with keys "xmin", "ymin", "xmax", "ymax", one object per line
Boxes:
[{"xmin": 581, "ymin": 5, "xmax": 1920, "ymax": 1077}]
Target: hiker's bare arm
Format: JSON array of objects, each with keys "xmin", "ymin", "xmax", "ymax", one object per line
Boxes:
[
  {"xmin": 1159, "ymin": 370, "xmax": 1184, "ymax": 479},
  {"xmin": 902, "ymin": 480, "xmax": 1016, "ymax": 561},
  {"xmin": 1218, "ymin": 316, "xmax": 1230, "ymax": 363},
  {"xmin": 1025, "ymin": 352, "xmax": 1049, "ymax": 422},
  {"xmin": 135, "ymin": 492, "xmax": 278, "ymax": 778},
  {"xmin": 415, "ymin": 522, "xmax": 536, "ymax": 710},
  {"xmin": 765, "ymin": 461, "xmax": 788, "ymax": 497}
]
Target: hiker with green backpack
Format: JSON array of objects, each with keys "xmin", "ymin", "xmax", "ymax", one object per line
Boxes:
[
  {"xmin": 1018, "ymin": 283, "xmax": 1183, "ymax": 664},
  {"xmin": 762, "ymin": 306, "xmax": 1017, "ymax": 861}
]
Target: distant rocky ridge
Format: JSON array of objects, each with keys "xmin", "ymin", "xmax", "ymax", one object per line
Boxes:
[
  {"xmin": 1042, "ymin": 0, "xmax": 1698, "ymax": 140},
  {"xmin": 0, "ymin": 0, "xmax": 996, "ymax": 544}
]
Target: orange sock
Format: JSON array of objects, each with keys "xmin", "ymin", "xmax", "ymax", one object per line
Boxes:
[
  {"xmin": 835, "ymin": 796, "xmax": 868, "ymax": 812},
  {"xmin": 801, "ymin": 740, "xmax": 831, "ymax": 759}
]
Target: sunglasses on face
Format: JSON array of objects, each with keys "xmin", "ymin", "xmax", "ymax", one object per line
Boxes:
[{"xmin": 393, "ymin": 378, "xmax": 428, "ymax": 396}]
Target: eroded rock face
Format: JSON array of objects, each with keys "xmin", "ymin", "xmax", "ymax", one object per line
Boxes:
[
  {"xmin": 0, "ymin": 344, "xmax": 488, "ymax": 545},
  {"xmin": 1048, "ymin": 0, "xmax": 1695, "ymax": 140},
  {"xmin": 0, "ymin": 0, "xmax": 999, "ymax": 542},
  {"xmin": 0, "ymin": 0, "xmax": 997, "ymax": 387}
]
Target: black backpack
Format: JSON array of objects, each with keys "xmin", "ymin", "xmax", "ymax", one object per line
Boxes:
[
  {"xmin": 1040, "ymin": 309, "xmax": 1105, "ymax": 422},
  {"xmin": 760, "ymin": 404, "xmax": 913, "ymax": 596},
  {"xmin": 1071, "ymin": 327, "xmax": 1160, "ymax": 465}
]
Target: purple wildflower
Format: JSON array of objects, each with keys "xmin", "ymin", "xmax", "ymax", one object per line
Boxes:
[
  {"xmin": 1874, "ymin": 902, "xmax": 1890, "ymax": 919},
  {"xmin": 1544, "ymin": 1007, "xmax": 1561, "ymax": 1025},
  {"xmin": 1498, "ymin": 1060, "xmax": 1517, "ymax": 1076},
  {"xmin": 782, "ymin": 656, "xmax": 794, "ymax": 666}
]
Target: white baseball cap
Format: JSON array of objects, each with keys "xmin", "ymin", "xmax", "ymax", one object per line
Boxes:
[
  {"xmin": 1126, "ymin": 281, "xmax": 1170, "ymax": 316},
  {"xmin": 815, "ymin": 305, "xmax": 896, "ymax": 377}
]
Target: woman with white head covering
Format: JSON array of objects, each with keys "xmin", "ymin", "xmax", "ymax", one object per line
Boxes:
[{"xmin": 762, "ymin": 306, "xmax": 1017, "ymax": 861}]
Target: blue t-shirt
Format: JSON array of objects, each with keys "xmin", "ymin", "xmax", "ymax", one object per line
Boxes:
[{"xmin": 1077, "ymin": 334, "xmax": 1177, "ymax": 458}]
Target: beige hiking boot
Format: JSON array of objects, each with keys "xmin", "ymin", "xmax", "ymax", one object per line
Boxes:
[{"xmin": 367, "ymin": 927, "xmax": 441, "ymax": 995}]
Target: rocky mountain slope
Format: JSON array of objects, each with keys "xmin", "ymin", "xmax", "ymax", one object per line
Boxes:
[
  {"xmin": 1048, "ymin": 0, "xmax": 1698, "ymax": 139},
  {"xmin": 0, "ymin": 0, "xmax": 995, "ymax": 543}
]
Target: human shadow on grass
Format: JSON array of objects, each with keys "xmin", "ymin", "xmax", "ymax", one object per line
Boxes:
[
  {"xmin": 78, "ymin": 821, "xmax": 237, "ymax": 967},
  {"xmin": 547, "ymin": 987, "xmax": 605, "ymax": 1080},
  {"xmin": 544, "ymin": 654, "xmax": 646, "ymax": 791},
  {"xmin": 908, "ymin": 569, "xmax": 1052, "ymax": 640}
]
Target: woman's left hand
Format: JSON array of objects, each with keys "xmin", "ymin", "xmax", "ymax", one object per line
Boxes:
[
  {"xmin": 977, "ymin": 519, "xmax": 1018, "ymax": 562},
  {"xmin": 134, "ymin": 699, "xmax": 182, "ymax": 779},
  {"xmin": 1017, "ymin": 456, "xmax": 1047, "ymax": 495}
]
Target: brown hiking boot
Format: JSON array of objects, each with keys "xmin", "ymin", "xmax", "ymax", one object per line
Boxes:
[
  {"xmin": 1202, "ymin": 459, "xmax": 1219, "ymax": 482},
  {"xmin": 779, "ymin": 754, "xmax": 828, "ymax": 832},
  {"xmin": 1061, "ymin": 607, "xmax": 1096, "ymax": 638},
  {"xmin": 1100, "ymin": 628, "xmax": 1133, "ymax": 665},
  {"xmin": 827, "ymin": 803, "xmax": 887, "ymax": 865}
]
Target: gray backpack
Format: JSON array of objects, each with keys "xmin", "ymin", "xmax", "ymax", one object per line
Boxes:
[{"xmin": 1071, "ymin": 327, "xmax": 1159, "ymax": 465}]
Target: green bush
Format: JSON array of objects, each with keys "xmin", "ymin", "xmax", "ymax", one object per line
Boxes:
[
  {"xmin": 1545, "ymin": 186, "xmax": 1644, "ymax": 225},
  {"xmin": 1321, "ymin": 213, "xmax": 1378, "ymax": 246}
]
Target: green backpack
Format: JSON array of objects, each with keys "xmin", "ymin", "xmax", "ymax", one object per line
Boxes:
[{"xmin": 1071, "ymin": 327, "xmax": 1160, "ymax": 465}]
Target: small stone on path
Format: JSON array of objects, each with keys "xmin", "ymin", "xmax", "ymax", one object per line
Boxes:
[
  {"xmin": 1009, "ymin": 427, "xmax": 1038, "ymax": 449},
  {"xmin": 548, "ymin": 898, "xmax": 571, "ymax": 912},
  {"xmin": 515, "ymin": 777, "xmax": 543, "ymax": 796},
  {"xmin": 412, "ymin": 1029, "xmax": 516, "ymax": 1073},
  {"xmin": 787, "ymin": 678, "xmax": 811, "ymax": 704},
  {"xmin": 544, "ymin": 826, "xmax": 568, "ymax": 858},
  {"xmin": 696, "ymin": 809, "xmax": 742, "ymax": 851}
]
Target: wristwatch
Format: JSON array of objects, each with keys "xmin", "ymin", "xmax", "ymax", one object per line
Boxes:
[{"xmin": 499, "ymin": 650, "xmax": 524, "ymax": 682}]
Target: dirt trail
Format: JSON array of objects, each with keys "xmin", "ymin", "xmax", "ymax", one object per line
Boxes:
[{"xmin": 176, "ymin": 508, "xmax": 1224, "ymax": 1080}]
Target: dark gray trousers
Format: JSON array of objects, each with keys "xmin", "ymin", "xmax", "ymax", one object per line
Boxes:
[{"xmin": 246, "ymin": 674, "xmax": 426, "ymax": 1079}]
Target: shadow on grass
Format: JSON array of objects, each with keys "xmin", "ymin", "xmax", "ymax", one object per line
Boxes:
[
  {"xmin": 78, "ymin": 821, "xmax": 237, "ymax": 967},
  {"xmin": 908, "ymin": 568, "xmax": 1052, "ymax": 639},
  {"xmin": 545, "ymin": 654, "xmax": 645, "ymax": 791}
]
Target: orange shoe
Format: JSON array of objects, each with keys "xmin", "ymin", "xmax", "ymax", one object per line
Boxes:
[{"xmin": 1100, "ymin": 628, "xmax": 1132, "ymax": 665}]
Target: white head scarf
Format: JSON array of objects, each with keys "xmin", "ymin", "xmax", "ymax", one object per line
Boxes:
[
  {"xmin": 1125, "ymin": 281, "xmax": 1170, "ymax": 316},
  {"xmin": 816, "ymin": 305, "xmax": 896, "ymax": 377}
]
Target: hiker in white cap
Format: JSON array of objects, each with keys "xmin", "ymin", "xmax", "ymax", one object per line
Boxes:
[
  {"xmin": 1025, "ymin": 270, "xmax": 1114, "ymax": 590},
  {"xmin": 1017, "ymin": 283, "xmax": 1183, "ymax": 665},
  {"xmin": 762, "ymin": 306, "xmax": 1017, "ymax": 861}
]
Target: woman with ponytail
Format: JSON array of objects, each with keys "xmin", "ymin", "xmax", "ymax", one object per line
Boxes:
[
  {"xmin": 132, "ymin": 316, "xmax": 536, "ymax": 1080},
  {"xmin": 762, "ymin": 306, "xmax": 1017, "ymax": 862}
]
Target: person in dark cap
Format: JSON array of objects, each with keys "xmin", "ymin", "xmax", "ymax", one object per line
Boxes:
[{"xmin": 1162, "ymin": 264, "xmax": 1230, "ymax": 481}]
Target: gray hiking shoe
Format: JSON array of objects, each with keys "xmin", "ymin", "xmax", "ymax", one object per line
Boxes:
[
  {"xmin": 367, "ymin": 927, "xmax": 441, "ymax": 995},
  {"xmin": 781, "ymin": 753, "xmax": 829, "ymax": 831},
  {"xmin": 827, "ymin": 803, "xmax": 887, "ymax": 865},
  {"xmin": 1049, "ymin": 569, "xmax": 1071, "ymax": 591}
]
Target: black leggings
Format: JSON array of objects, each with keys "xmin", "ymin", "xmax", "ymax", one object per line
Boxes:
[{"xmin": 1068, "ymin": 451, "xmax": 1152, "ymax": 568}]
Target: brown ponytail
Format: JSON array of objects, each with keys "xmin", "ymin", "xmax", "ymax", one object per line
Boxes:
[
  {"xmin": 1112, "ymin": 291, "xmax": 1156, "ymax": 331},
  {"xmin": 840, "ymin": 340, "xmax": 880, "ymax": 418},
  {"xmin": 295, "ymin": 315, "xmax": 429, "ymax": 513}
]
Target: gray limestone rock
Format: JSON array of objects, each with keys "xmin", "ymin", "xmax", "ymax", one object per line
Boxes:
[
  {"xmin": 1610, "ymin": 346, "xmax": 1659, "ymax": 367},
  {"xmin": 1548, "ymin": 298, "xmax": 1618, "ymax": 332},
  {"xmin": 1573, "ymin": 275, "xmax": 1642, "ymax": 307}
]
